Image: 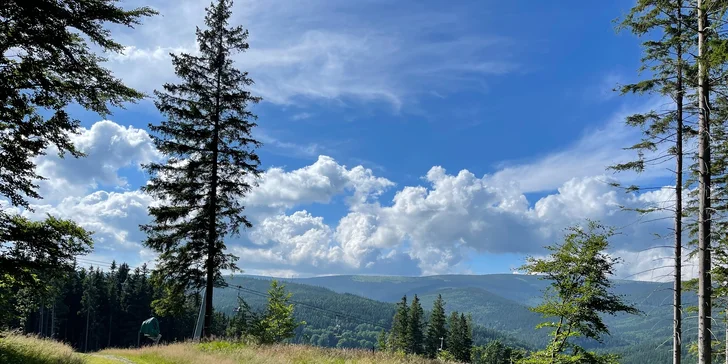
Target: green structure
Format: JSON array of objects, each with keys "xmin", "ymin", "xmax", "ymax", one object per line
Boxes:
[{"xmin": 138, "ymin": 317, "xmax": 161, "ymax": 347}]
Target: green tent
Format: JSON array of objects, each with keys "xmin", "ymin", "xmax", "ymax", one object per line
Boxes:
[{"xmin": 138, "ymin": 317, "xmax": 161, "ymax": 347}]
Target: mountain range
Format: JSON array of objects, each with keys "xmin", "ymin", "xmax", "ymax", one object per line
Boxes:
[{"xmin": 214, "ymin": 274, "xmax": 701, "ymax": 364}]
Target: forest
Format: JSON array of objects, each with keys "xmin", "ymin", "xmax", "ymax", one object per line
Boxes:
[{"xmin": 4, "ymin": 0, "xmax": 728, "ymax": 363}]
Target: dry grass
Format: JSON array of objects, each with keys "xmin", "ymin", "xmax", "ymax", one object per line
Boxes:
[
  {"xmin": 0, "ymin": 332, "xmax": 85, "ymax": 364},
  {"xmin": 101, "ymin": 341, "xmax": 448, "ymax": 364}
]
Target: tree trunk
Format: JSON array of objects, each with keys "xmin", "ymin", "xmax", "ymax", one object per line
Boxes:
[
  {"xmin": 51, "ymin": 302, "xmax": 55, "ymax": 339},
  {"xmin": 675, "ymin": 3, "xmax": 684, "ymax": 363},
  {"xmin": 698, "ymin": 1, "xmax": 712, "ymax": 363},
  {"xmin": 203, "ymin": 21, "xmax": 225, "ymax": 338},
  {"xmin": 84, "ymin": 309, "xmax": 90, "ymax": 353}
]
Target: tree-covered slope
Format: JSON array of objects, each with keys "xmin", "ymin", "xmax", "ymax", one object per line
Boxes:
[{"xmin": 216, "ymin": 276, "xmax": 526, "ymax": 350}]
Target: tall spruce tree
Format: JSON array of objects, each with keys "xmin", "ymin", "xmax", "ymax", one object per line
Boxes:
[
  {"xmin": 696, "ymin": 1, "xmax": 712, "ymax": 362},
  {"xmin": 447, "ymin": 311, "xmax": 463, "ymax": 360},
  {"xmin": 407, "ymin": 294, "xmax": 425, "ymax": 355},
  {"xmin": 614, "ymin": 3, "xmax": 696, "ymax": 362},
  {"xmin": 459, "ymin": 313, "xmax": 473, "ymax": 363},
  {"xmin": 388, "ymin": 295, "xmax": 410, "ymax": 352},
  {"xmin": 141, "ymin": 0, "xmax": 262, "ymax": 337},
  {"xmin": 425, "ymin": 294, "xmax": 447, "ymax": 358}
]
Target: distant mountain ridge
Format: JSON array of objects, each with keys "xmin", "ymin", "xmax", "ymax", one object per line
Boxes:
[{"xmin": 218, "ymin": 274, "xmax": 701, "ymax": 363}]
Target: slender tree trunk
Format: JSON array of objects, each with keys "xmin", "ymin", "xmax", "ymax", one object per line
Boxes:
[
  {"xmin": 203, "ymin": 25, "xmax": 224, "ymax": 338},
  {"xmin": 675, "ymin": 4, "xmax": 684, "ymax": 363},
  {"xmin": 698, "ymin": 1, "xmax": 712, "ymax": 363},
  {"xmin": 51, "ymin": 302, "xmax": 55, "ymax": 339},
  {"xmin": 108, "ymin": 313, "xmax": 112, "ymax": 347},
  {"xmin": 84, "ymin": 309, "xmax": 90, "ymax": 353}
]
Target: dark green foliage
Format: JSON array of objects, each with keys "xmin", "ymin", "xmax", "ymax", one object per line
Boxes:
[
  {"xmin": 425, "ymin": 294, "xmax": 447, "ymax": 358},
  {"xmin": 0, "ymin": 0, "xmax": 155, "ymax": 208},
  {"xmin": 0, "ymin": 0, "xmax": 154, "ymax": 326},
  {"xmin": 407, "ymin": 294, "xmax": 425, "ymax": 355},
  {"xmin": 227, "ymin": 296, "xmax": 256, "ymax": 339},
  {"xmin": 388, "ymin": 295, "xmax": 409, "ymax": 352},
  {"xmin": 472, "ymin": 340, "xmax": 526, "ymax": 364},
  {"xmin": 253, "ymin": 281, "xmax": 303, "ymax": 344},
  {"xmin": 519, "ymin": 221, "xmax": 640, "ymax": 363},
  {"xmin": 141, "ymin": 0, "xmax": 262, "ymax": 337},
  {"xmin": 0, "ymin": 215, "xmax": 93, "ymax": 297}
]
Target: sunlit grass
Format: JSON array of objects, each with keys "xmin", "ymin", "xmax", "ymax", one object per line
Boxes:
[
  {"xmin": 0, "ymin": 332, "xmax": 85, "ymax": 364},
  {"xmin": 101, "ymin": 341, "xmax": 448, "ymax": 364}
]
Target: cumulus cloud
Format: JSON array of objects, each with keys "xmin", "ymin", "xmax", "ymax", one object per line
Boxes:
[
  {"xmin": 17, "ymin": 119, "xmax": 683, "ymax": 279},
  {"xmin": 35, "ymin": 120, "xmax": 160, "ymax": 200}
]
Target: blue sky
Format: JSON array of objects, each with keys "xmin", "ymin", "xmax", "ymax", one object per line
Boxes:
[{"xmin": 22, "ymin": 0, "xmax": 690, "ymax": 280}]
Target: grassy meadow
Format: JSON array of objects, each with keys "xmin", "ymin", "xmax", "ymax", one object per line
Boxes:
[{"xmin": 0, "ymin": 334, "xmax": 449, "ymax": 364}]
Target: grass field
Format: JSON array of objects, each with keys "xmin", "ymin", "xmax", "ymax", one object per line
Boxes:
[{"xmin": 0, "ymin": 334, "xmax": 449, "ymax": 364}]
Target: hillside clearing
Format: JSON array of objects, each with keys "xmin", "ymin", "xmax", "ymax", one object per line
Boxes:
[
  {"xmin": 0, "ymin": 334, "xmax": 449, "ymax": 364},
  {"xmin": 100, "ymin": 341, "xmax": 446, "ymax": 364}
]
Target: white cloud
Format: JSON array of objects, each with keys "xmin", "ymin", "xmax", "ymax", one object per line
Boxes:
[
  {"xmin": 35, "ymin": 120, "xmax": 160, "ymax": 200},
  {"xmin": 18, "ymin": 118, "xmax": 685, "ymax": 280},
  {"xmin": 102, "ymin": 0, "xmax": 517, "ymax": 109}
]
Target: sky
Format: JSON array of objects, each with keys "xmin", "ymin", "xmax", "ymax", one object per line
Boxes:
[{"xmin": 17, "ymin": 0, "xmax": 694, "ymax": 281}]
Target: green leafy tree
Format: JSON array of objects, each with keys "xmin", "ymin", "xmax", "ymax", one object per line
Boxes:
[
  {"xmin": 0, "ymin": 214, "xmax": 93, "ymax": 294},
  {"xmin": 388, "ymin": 295, "xmax": 409, "ymax": 352},
  {"xmin": 0, "ymin": 0, "xmax": 156, "ymax": 208},
  {"xmin": 0, "ymin": 0, "xmax": 154, "ymax": 324},
  {"xmin": 141, "ymin": 0, "xmax": 262, "ymax": 337},
  {"xmin": 254, "ymin": 280, "xmax": 303, "ymax": 344},
  {"xmin": 425, "ymin": 294, "xmax": 448, "ymax": 358},
  {"xmin": 518, "ymin": 221, "xmax": 640, "ymax": 364},
  {"xmin": 407, "ymin": 294, "xmax": 425, "ymax": 355}
]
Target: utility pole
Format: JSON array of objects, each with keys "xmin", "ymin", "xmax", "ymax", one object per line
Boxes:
[{"xmin": 697, "ymin": 0, "xmax": 712, "ymax": 363}]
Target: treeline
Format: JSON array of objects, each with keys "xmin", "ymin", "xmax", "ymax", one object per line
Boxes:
[{"xmin": 379, "ymin": 294, "xmax": 525, "ymax": 364}]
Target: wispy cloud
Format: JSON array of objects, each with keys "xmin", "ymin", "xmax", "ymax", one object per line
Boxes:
[{"xmin": 103, "ymin": 0, "xmax": 518, "ymax": 110}]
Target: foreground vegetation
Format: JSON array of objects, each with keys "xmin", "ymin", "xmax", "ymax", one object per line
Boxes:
[{"xmin": 0, "ymin": 334, "xmax": 449, "ymax": 364}]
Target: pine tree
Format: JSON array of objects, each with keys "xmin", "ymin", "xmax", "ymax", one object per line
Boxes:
[
  {"xmin": 407, "ymin": 294, "xmax": 425, "ymax": 355},
  {"xmin": 141, "ymin": 0, "xmax": 262, "ymax": 338},
  {"xmin": 614, "ymin": 3, "xmax": 697, "ymax": 362},
  {"xmin": 388, "ymin": 295, "xmax": 409, "ymax": 352},
  {"xmin": 519, "ymin": 221, "xmax": 639, "ymax": 363},
  {"xmin": 447, "ymin": 311, "xmax": 463, "ymax": 360},
  {"xmin": 425, "ymin": 294, "xmax": 447, "ymax": 358},
  {"xmin": 377, "ymin": 329, "xmax": 388, "ymax": 351},
  {"xmin": 255, "ymin": 280, "xmax": 303, "ymax": 344},
  {"xmin": 459, "ymin": 313, "xmax": 472, "ymax": 362},
  {"xmin": 696, "ymin": 1, "xmax": 711, "ymax": 362}
]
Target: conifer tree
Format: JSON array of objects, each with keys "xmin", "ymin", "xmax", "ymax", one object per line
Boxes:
[
  {"xmin": 447, "ymin": 311, "xmax": 463, "ymax": 360},
  {"xmin": 459, "ymin": 313, "xmax": 473, "ymax": 362},
  {"xmin": 425, "ymin": 294, "xmax": 447, "ymax": 358},
  {"xmin": 255, "ymin": 280, "xmax": 303, "ymax": 344},
  {"xmin": 141, "ymin": 0, "xmax": 262, "ymax": 337},
  {"xmin": 388, "ymin": 295, "xmax": 410, "ymax": 352},
  {"xmin": 407, "ymin": 294, "xmax": 425, "ymax": 355},
  {"xmin": 615, "ymin": 3, "xmax": 696, "ymax": 362}
]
